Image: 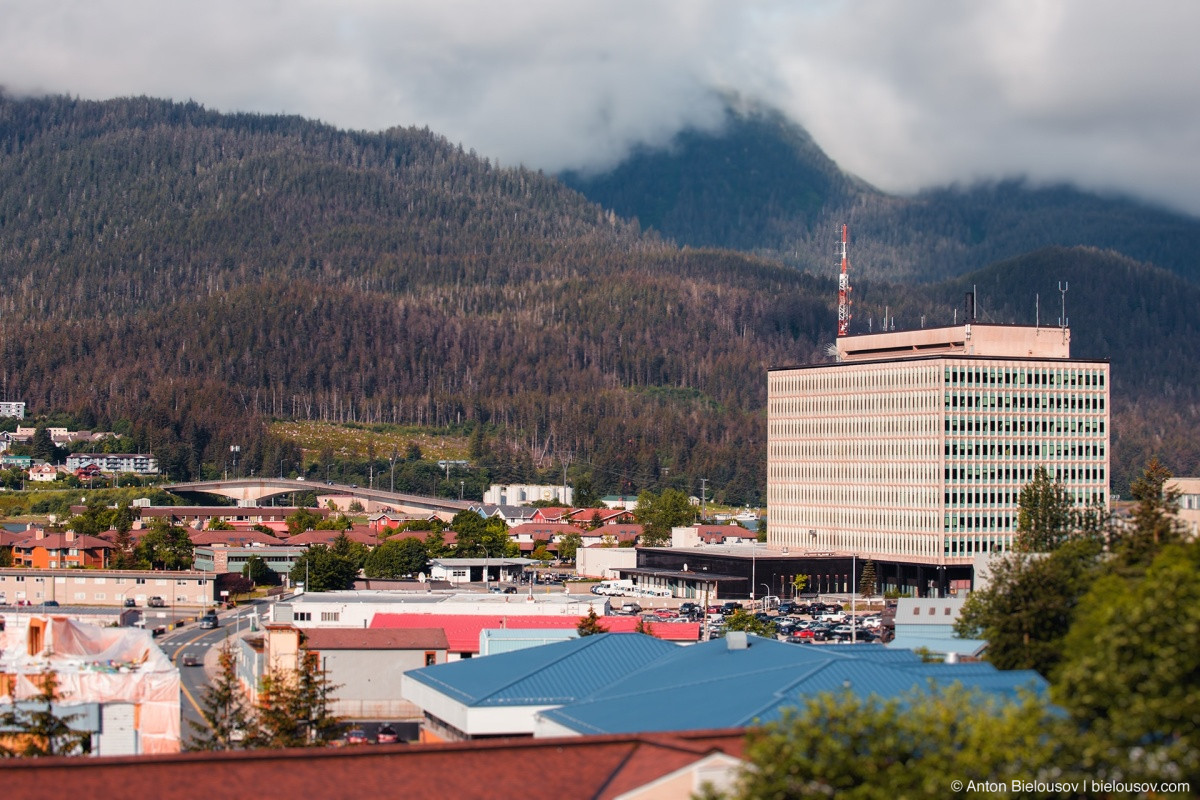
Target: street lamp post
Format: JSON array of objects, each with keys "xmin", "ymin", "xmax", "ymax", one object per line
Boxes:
[
  {"xmin": 230, "ymin": 445, "xmax": 240, "ymax": 479},
  {"xmin": 851, "ymin": 554, "xmax": 857, "ymax": 644},
  {"xmin": 481, "ymin": 544, "xmax": 491, "ymax": 591},
  {"xmin": 750, "ymin": 546, "xmax": 756, "ymax": 607}
]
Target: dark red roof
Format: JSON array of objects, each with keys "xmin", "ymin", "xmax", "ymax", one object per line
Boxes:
[
  {"xmin": 508, "ymin": 522, "xmax": 585, "ymax": 537},
  {"xmin": 303, "ymin": 627, "xmax": 448, "ymax": 651},
  {"xmin": 286, "ymin": 528, "xmax": 379, "ymax": 546},
  {"xmin": 189, "ymin": 529, "xmax": 284, "ymax": 546},
  {"xmin": 14, "ymin": 532, "xmax": 113, "ymax": 550},
  {"xmin": 0, "ymin": 729, "xmax": 747, "ymax": 800}
]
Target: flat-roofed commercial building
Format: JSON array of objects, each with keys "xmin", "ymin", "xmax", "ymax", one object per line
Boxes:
[{"xmin": 768, "ymin": 323, "xmax": 1109, "ymax": 591}]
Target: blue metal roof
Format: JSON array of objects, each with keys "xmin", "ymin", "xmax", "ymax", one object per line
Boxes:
[
  {"xmin": 403, "ymin": 632, "xmax": 678, "ymax": 707},
  {"xmin": 538, "ymin": 636, "xmax": 1050, "ymax": 736}
]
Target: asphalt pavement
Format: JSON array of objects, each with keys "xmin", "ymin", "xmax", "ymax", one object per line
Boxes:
[{"xmin": 161, "ymin": 603, "xmax": 266, "ymax": 747}]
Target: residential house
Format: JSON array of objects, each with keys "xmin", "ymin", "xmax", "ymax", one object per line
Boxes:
[
  {"xmin": 27, "ymin": 463, "xmax": 60, "ymax": 483},
  {"xmin": 469, "ymin": 504, "xmax": 537, "ymax": 528},
  {"xmin": 506, "ymin": 522, "xmax": 585, "ymax": 555},
  {"xmin": 367, "ymin": 511, "xmax": 439, "ymax": 535},
  {"xmin": 11, "ymin": 530, "xmax": 112, "ymax": 569},
  {"xmin": 529, "ymin": 506, "xmax": 575, "ymax": 524},
  {"xmin": 580, "ymin": 524, "xmax": 641, "ymax": 549}
]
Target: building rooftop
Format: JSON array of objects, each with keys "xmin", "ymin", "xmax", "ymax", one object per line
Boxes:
[
  {"xmin": 374, "ymin": 614, "xmax": 698, "ymax": 653},
  {"xmin": 538, "ymin": 635, "xmax": 1046, "ymax": 736},
  {"xmin": 405, "ymin": 632, "xmax": 680, "ymax": 706},
  {"xmin": 303, "ymin": 627, "xmax": 449, "ymax": 651},
  {"xmin": 0, "ymin": 728, "xmax": 747, "ymax": 800}
]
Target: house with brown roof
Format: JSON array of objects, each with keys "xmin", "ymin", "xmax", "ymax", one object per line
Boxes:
[
  {"xmin": 253, "ymin": 624, "xmax": 449, "ymax": 721},
  {"xmin": 581, "ymin": 524, "xmax": 642, "ymax": 548},
  {"xmin": 506, "ymin": 522, "xmax": 585, "ymax": 555},
  {"xmin": 27, "ymin": 463, "xmax": 60, "ymax": 483},
  {"xmin": 11, "ymin": 530, "xmax": 112, "ymax": 569}
]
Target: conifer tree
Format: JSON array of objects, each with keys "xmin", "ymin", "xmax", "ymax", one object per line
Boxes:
[
  {"xmin": 189, "ymin": 641, "xmax": 251, "ymax": 751},
  {"xmin": 576, "ymin": 608, "xmax": 607, "ymax": 636},
  {"xmin": 0, "ymin": 670, "xmax": 90, "ymax": 757},
  {"xmin": 858, "ymin": 560, "xmax": 877, "ymax": 598}
]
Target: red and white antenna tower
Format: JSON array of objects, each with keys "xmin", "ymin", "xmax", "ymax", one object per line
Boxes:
[{"xmin": 837, "ymin": 223, "xmax": 852, "ymax": 337}]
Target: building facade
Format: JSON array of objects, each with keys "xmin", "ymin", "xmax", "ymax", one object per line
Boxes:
[
  {"xmin": 0, "ymin": 401, "xmax": 25, "ymax": 419},
  {"xmin": 768, "ymin": 323, "xmax": 1110, "ymax": 577},
  {"xmin": 66, "ymin": 453, "xmax": 160, "ymax": 475},
  {"xmin": 0, "ymin": 568, "xmax": 213, "ymax": 607},
  {"xmin": 483, "ymin": 484, "xmax": 573, "ymax": 506}
]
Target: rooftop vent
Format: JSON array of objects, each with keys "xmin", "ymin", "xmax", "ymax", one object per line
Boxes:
[{"xmin": 726, "ymin": 631, "xmax": 749, "ymax": 650}]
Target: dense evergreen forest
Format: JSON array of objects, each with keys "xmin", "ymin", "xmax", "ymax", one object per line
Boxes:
[
  {"xmin": 0, "ymin": 93, "xmax": 1196, "ymax": 501},
  {"xmin": 563, "ymin": 105, "xmax": 1200, "ymax": 285}
]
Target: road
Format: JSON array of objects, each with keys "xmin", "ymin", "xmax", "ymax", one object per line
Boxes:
[{"xmin": 159, "ymin": 603, "xmax": 266, "ymax": 747}]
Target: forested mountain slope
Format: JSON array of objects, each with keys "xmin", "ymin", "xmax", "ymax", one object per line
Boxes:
[
  {"xmin": 563, "ymin": 105, "xmax": 1200, "ymax": 285},
  {"xmin": 0, "ymin": 93, "xmax": 835, "ymax": 502}
]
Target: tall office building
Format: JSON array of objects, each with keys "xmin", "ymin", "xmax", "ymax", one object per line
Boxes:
[{"xmin": 767, "ymin": 322, "xmax": 1109, "ymax": 591}]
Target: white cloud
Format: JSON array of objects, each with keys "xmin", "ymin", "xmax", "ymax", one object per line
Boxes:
[{"xmin": 2, "ymin": 1, "xmax": 1199, "ymax": 214}]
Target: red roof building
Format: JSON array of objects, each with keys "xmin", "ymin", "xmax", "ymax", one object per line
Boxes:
[
  {"xmin": 11, "ymin": 530, "xmax": 113, "ymax": 569},
  {"xmin": 371, "ymin": 613, "xmax": 699, "ymax": 655}
]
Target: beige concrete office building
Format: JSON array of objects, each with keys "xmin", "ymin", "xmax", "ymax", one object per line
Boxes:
[{"xmin": 767, "ymin": 323, "xmax": 1109, "ymax": 592}]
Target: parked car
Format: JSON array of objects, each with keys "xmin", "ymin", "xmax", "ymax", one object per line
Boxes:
[
  {"xmin": 721, "ymin": 601, "xmax": 743, "ymax": 615},
  {"xmin": 776, "ymin": 602, "xmax": 796, "ymax": 616},
  {"xmin": 619, "ymin": 602, "xmax": 642, "ymax": 615},
  {"xmin": 123, "ymin": 598, "xmax": 137, "ymax": 608},
  {"xmin": 787, "ymin": 630, "xmax": 816, "ymax": 643},
  {"xmin": 42, "ymin": 600, "xmax": 60, "ymax": 607},
  {"xmin": 147, "ymin": 596, "xmax": 166, "ymax": 608},
  {"xmin": 199, "ymin": 612, "xmax": 220, "ymax": 629},
  {"xmin": 345, "ymin": 728, "xmax": 369, "ymax": 745},
  {"xmin": 653, "ymin": 608, "xmax": 675, "ymax": 620},
  {"xmin": 182, "ymin": 653, "xmax": 201, "ymax": 667},
  {"xmin": 678, "ymin": 602, "xmax": 699, "ymax": 616},
  {"xmin": 376, "ymin": 725, "xmax": 399, "ymax": 744}
]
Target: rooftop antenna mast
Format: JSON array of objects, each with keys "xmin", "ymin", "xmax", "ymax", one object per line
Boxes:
[
  {"xmin": 837, "ymin": 224, "xmax": 852, "ymax": 337},
  {"xmin": 1058, "ymin": 281, "xmax": 1069, "ymax": 344}
]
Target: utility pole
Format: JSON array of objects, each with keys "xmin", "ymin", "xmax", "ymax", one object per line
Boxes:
[{"xmin": 699, "ymin": 478, "xmax": 708, "ymax": 522}]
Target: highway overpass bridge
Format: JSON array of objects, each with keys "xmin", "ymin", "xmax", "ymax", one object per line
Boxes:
[{"xmin": 162, "ymin": 478, "xmax": 473, "ymax": 521}]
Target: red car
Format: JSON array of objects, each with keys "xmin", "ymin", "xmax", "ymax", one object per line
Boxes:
[
  {"xmin": 787, "ymin": 629, "xmax": 816, "ymax": 643},
  {"xmin": 653, "ymin": 608, "xmax": 675, "ymax": 620}
]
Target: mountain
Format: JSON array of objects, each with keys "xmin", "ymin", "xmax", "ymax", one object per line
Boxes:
[
  {"xmin": 0, "ymin": 93, "xmax": 1195, "ymax": 500},
  {"xmin": 562, "ymin": 106, "xmax": 1200, "ymax": 286},
  {"xmin": 561, "ymin": 106, "xmax": 861, "ymax": 252},
  {"xmin": 0, "ymin": 92, "xmax": 840, "ymax": 503}
]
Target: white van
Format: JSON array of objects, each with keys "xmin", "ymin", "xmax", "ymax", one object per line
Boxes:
[
  {"xmin": 634, "ymin": 587, "xmax": 672, "ymax": 598},
  {"xmin": 591, "ymin": 579, "xmax": 634, "ymax": 596}
]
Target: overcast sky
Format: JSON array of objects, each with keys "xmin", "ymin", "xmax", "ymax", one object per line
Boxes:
[{"xmin": 3, "ymin": 1, "xmax": 1199, "ymax": 216}]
